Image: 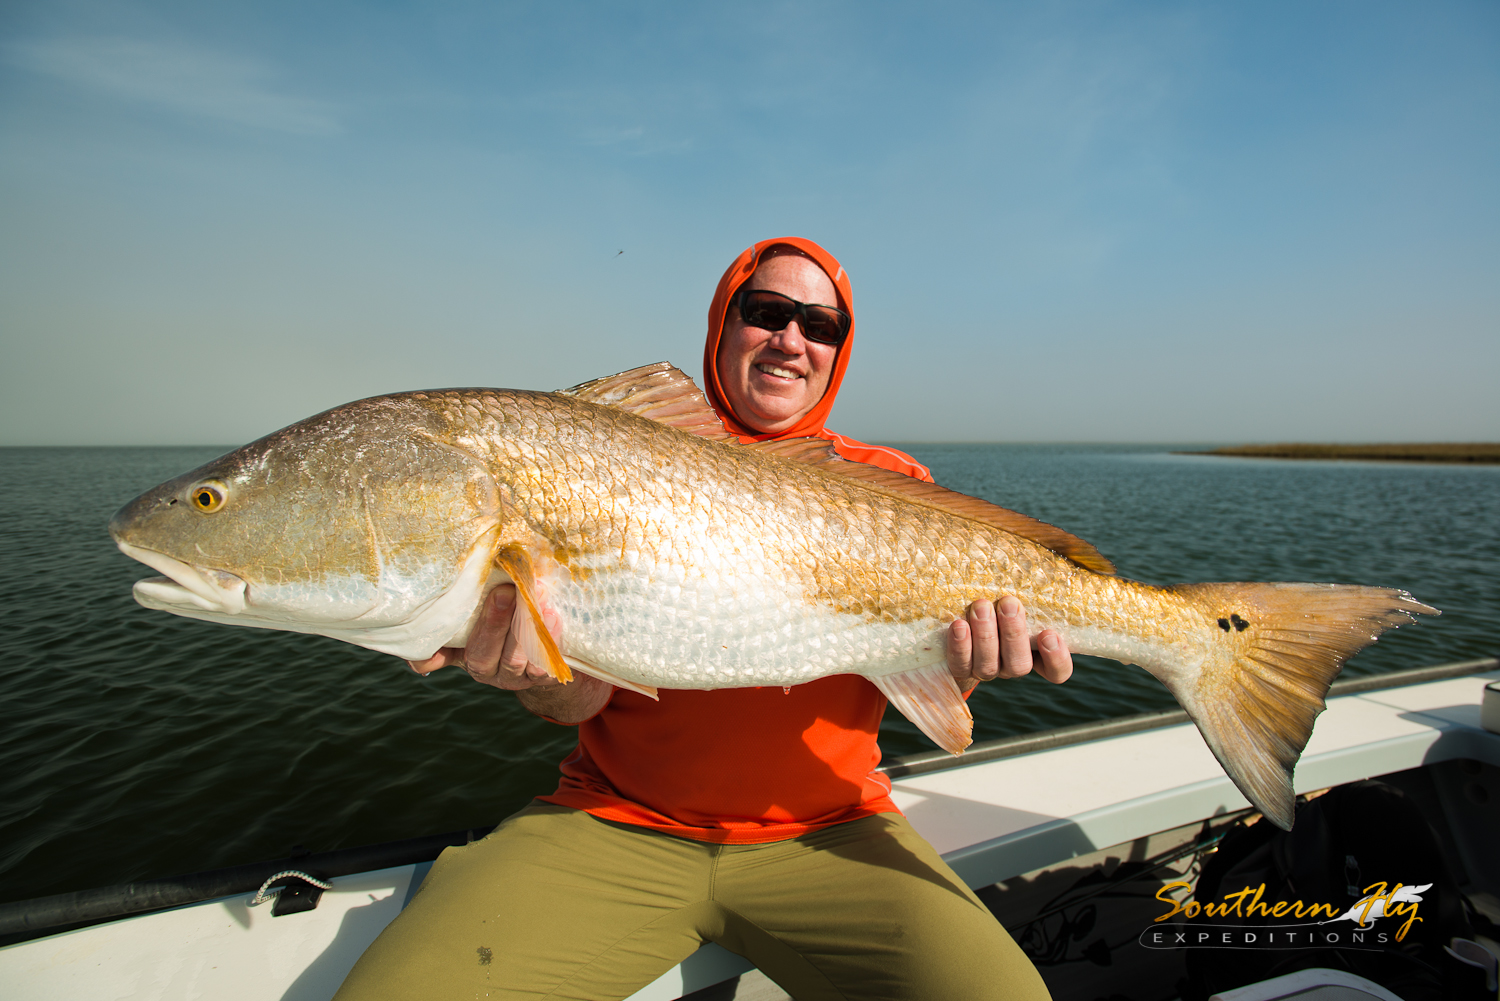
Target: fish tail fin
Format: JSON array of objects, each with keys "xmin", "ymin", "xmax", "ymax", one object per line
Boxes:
[
  {"xmin": 1156, "ymin": 582, "xmax": 1437, "ymax": 830},
  {"xmin": 872, "ymin": 662, "xmax": 973, "ymax": 755}
]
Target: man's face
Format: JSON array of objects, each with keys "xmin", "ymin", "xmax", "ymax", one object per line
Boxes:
[{"xmin": 715, "ymin": 254, "xmax": 841, "ymax": 435}]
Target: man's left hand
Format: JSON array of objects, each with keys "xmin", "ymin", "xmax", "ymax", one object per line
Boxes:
[{"xmin": 947, "ymin": 596, "xmax": 1072, "ymax": 693}]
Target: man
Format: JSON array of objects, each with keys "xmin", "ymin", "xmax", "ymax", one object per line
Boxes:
[{"xmin": 335, "ymin": 238, "xmax": 1067, "ymax": 1000}]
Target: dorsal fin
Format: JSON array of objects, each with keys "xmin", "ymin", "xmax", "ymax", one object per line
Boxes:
[
  {"xmin": 745, "ymin": 437, "xmax": 1117, "ymax": 575},
  {"xmin": 558, "ymin": 362, "xmax": 735, "ymax": 441}
]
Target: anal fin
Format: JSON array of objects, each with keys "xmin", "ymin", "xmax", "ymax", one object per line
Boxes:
[
  {"xmin": 494, "ymin": 544, "xmax": 573, "ymax": 684},
  {"xmin": 871, "ymin": 663, "xmax": 973, "ymax": 755},
  {"xmin": 563, "ymin": 657, "xmax": 660, "ymax": 700}
]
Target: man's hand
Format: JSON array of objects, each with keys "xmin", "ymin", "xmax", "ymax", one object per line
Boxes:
[
  {"xmin": 947, "ymin": 596, "xmax": 1072, "ymax": 694},
  {"xmin": 407, "ymin": 584, "xmax": 613, "ymax": 723}
]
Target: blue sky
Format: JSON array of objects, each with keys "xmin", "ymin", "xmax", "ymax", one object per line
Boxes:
[{"xmin": 2, "ymin": 1, "xmax": 1496, "ymax": 445}]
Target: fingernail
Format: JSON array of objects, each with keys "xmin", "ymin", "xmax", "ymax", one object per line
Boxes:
[
  {"xmin": 999, "ymin": 596, "xmax": 1021, "ymax": 618},
  {"xmin": 1040, "ymin": 633, "xmax": 1059, "ymax": 652}
]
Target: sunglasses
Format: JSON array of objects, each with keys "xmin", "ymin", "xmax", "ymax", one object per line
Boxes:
[{"xmin": 733, "ymin": 288, "xmax": 851, "ymax": 346}]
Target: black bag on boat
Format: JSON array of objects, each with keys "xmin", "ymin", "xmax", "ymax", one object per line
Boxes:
[{"xmin": 1182, "ymin": 779, "xmax": 1489, "ymax": 1001}]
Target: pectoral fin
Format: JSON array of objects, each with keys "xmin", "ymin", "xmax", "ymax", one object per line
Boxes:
[
  {"xmin": 871, "ymin": 663, "xmax": 973, "ymax": 755},
  {"xmin": 494, "ymin": 544, "xmax": 573, "ymax": 684}
]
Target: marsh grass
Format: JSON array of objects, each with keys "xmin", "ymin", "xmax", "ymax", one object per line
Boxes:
[{"xmin": 1180, "ymin": 443, "xmax": 1500, "ymax": 463}]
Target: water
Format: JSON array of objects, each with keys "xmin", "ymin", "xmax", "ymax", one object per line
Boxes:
[{"xmin": 1, "ymin": 444, "xmax": 1495, "ymax": 904}]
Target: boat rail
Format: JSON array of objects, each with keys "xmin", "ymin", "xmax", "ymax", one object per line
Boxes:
[{"xmin": 0, "ymin": 827, "xmax": 493, "ymax": 945}]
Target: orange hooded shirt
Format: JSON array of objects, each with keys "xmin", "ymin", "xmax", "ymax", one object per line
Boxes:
[{"xmin": 538, "ymin": 238, "xmax": 934, "ymax": 843}]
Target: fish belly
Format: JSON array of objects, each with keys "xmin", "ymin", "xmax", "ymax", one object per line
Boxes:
[{"xmin": 550, "ymin": 567, "xmax": 950, "ymax": 690}]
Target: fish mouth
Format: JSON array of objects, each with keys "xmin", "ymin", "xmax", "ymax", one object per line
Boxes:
[{"xmin": 117, "ymin": 541, "xmax": 248, "ymax": 615}]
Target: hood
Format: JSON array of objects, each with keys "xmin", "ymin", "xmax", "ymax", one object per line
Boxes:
[{"xmin": 702, "ymin": 237, "xmax": 855, "ymax": 442}]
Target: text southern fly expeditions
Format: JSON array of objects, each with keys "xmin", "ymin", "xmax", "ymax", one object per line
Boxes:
[{"xmin": 1139, "ymin": 880, "xmax": 1427, "ymax": 950}]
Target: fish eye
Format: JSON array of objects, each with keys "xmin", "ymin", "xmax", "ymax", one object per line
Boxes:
[{"xmin": 190, "ymin": 482, "xmax": 227, "ymax": 513}]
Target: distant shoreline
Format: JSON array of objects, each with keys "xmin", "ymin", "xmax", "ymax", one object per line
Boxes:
[{"xmin": 1176, "ymin": 443, "xmax": 1500, "ymax": 464}]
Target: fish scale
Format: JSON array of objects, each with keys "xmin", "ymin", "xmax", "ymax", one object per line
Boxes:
[{"xmin": 109, "ymin": 362, "xmax": 1436, "ymax": 830}]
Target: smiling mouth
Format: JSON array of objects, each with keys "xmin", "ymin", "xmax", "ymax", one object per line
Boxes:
[
  {"xmin": 117, "ymin": 541, "xmax": 247, "ymax": 614},
  {"xmin": 754, "ymin": 363, "xmax": 802, "ymax": 380}
]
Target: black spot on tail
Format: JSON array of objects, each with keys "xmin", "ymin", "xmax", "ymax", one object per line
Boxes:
[
  {"xmin": 1230, "ymin": 613, "xmax": 1250, "ymax": 631},
  {"xmin": 1218, "ymin": 618, "xmax": 1231, "ymax": 631}
]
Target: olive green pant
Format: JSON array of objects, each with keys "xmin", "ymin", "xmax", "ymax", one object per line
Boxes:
[{"xmin": 334, "ymin": 804, "xmax": 1049, "ymax": 1001}]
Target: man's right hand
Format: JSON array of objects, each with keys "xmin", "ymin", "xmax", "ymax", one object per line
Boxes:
[{"xmin": 407, "ymin": 584, "xmax": 614, "ymax": 722}]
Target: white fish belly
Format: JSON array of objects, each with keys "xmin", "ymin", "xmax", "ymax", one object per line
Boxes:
[{"xmin": 552, "ymin": 568, "xmax": 949, "ymax": 689}]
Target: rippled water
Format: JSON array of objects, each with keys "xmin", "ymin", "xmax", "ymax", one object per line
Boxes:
[{"xmin": 1, "ymin": 445, "xmax": 1495, "ymax": 903}]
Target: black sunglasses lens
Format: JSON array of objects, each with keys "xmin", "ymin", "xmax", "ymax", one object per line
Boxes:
[
  {"xmin": 741, "ymin": 297, "xmax": 797, "ymax": 332},
  {"xmin": 800, "ymin": 309, "xmax": 848, "ymax": 344}
]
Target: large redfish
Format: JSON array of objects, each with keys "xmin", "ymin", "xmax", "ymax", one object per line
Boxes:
[{"xmin": 109, "ymin": 363, "xmax": 1435, "ymax": 829}]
